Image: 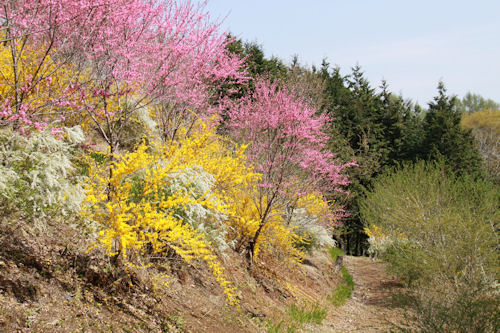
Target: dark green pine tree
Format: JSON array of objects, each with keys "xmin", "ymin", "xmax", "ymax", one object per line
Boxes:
[
  {"xmin": 217, "ymin": 35, "xmax": 288, "ymax": 102},
  {"xmin": 321, "ymin": 66, "xmax": 426, "ymax": 255},
  {"xmin": 319, "ymin": 60, "xmax": 352, "ymax": 158},
  {"xmin": 320, "ymin": 60, "xmax": 351, "ymax": 116},
  {"xmin": 322, "ymin": 65, "xmax": 386, "ymax": 255},
  {"xmin": 397, "ymin": 99, "xmax": 425, "ymax": 162},
  {"xmin": 376, "ymin": 80, "xmax": 405, "ymax": 166},
  {"xmin": 422, "ymin": 82, "xmax": 484, "ymax": 176}
]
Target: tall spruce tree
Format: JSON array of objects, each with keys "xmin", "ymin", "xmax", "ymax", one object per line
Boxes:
[
  {"xmin": 321, "ymin": 65, "xmax": 385, "ymax": 254},
  {"xmin": 422, "ymin": 82, "xmax": 483, "ymax": 176},
  {"xmin": 320, "ymin": 64, "xmax": 426, "ymax": 255}
]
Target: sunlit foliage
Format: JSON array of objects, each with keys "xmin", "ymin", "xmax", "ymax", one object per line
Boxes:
[
  {"xmin": 361, "ymin": 161, "xmax": 499, "ymax": 331},
  {"xmin": 461, "ymin": 109, "xmax": 500, "ymax": 181}
]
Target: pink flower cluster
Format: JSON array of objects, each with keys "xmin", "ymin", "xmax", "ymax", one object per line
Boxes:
[
  {"xmin": 225, "ymin": 78, "xmax": 356, "ymax": 224},
  {"xmin": 1, "ymin": 0, "xmax": 245, "ymax": 135}
]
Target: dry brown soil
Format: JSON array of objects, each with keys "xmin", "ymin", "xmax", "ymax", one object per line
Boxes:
[{"xmin": 0, "ymin": 214, "xmax": 410, "ymax": 333}]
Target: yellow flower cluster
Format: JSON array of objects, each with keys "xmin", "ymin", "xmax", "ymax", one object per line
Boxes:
[
  {"xmin": 297, "ymin": 192, "xmax": 331, "ymax": 221},
  {"xmin": 364, "ymin": 224, "xmax": 407, "ymax": 240},
  {"xmin": 364, "ymin": 224, "xmax": 384, "ymax": 239},
  {"xmin": 254, "ymin": 215, "xmax": 306, "ymax": 264},
  {"xmin": 83, "ymin": 122, "xmax": 247, "ymax": 304},
  {"xmin": 0, "ymin": 39, "xmax": 84, "ymax": 121},
  {"xmin": 83, "ymin": 118, "xmax": 325, "ymax": 303}
]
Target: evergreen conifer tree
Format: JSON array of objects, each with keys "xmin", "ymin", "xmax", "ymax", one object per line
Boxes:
[{"xmin": 423, "ymin": 82, "xmax": 483, "ymax": 176}]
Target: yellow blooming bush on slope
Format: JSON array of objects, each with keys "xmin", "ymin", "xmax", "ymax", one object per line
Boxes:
[
  {"xmin": 83, "ymin": 118, "xmax": 262, "ymax": 303},
  {"xmin": 83, "ymin": 118, "xmax": 329, "ymax": 303},
  {"xmin": 82, "ymin": 120, "xmax": 249, "ymax": 304},
  {"xmin": 242, "ymin": 191, "xmax": 332, "ymax": 264}
]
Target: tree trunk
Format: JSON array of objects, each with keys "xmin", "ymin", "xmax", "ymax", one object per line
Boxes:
[{"xmin": 247, "ymin": 223, "xmax": 265, "ymax": 265}]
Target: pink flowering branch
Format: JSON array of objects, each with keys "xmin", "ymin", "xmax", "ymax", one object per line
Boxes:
[
  {"xmin": 1, "ymin": 0, "xmax": 245, "ymax": 141},
  {"xmin": 224, "ymin": 77, "xmax": 355, "ymax": 259}
]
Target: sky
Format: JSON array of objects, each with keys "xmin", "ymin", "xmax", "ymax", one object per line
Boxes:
[{"xmin": 205, "ymin": 0, "xmax": 500, "ymax": 105}]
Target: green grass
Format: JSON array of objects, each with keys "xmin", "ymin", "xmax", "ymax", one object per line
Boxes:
[
  {"xmin": 267, "ymin": 321, "xmax": 283, "ymax": 333},
  {"xmin": 328, "ymin": 247, "xmax": 345, "ymax": 263},
  {"xmin": 328, "ymin": 267, "xmax": 354, "ymax": 307},
  {"xmin": 267, "ymin": 302, "xmax": 326, "ymax": 332},
  {"xmin": 267, "ymin": 250, "xmax": 353, "ymax": 332},
  {"xmin": 287, "ymin": 303, "xmax": 327, "ymax": 325},
  {"xmin": 340, "ymin": 267, "xmax": 354, "ymax": 289},
  {"xmin": 328, "ymin": 283, "xmax": 353, "ymax": 306}
]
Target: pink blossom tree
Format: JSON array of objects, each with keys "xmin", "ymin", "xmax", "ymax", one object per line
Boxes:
[
  {"xmin": 69, "ymin": 0, "xmax": 245, "ymax": 150},
  {"xmin": 225, "ymin": 78, "xmax": 354, "ymax": 259},
  {"xmin": 1, "ymin": 0, "xmax": 245, "ymax": 142},
  {"xmin": 63, "ymin": 0, "xmax": 245, "ymax": 203},
  {"xmin": 146, "ymin": 1, "xmax": 247, "ymax": 141},
  {"xmin": 60, "ymin": 0, "xmax": 244, "ymax": 151},
  {"xmin": 0, "ymin": 0, "xmax": 104, "ymax": 132}
]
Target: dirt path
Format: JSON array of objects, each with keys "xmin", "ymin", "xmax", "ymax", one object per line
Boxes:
[{"xmin": 318, "ymin": 256, "xmax": 407, "ymax": 332}]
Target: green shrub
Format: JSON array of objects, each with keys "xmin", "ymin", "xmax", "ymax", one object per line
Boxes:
[{"xmin": 360, "ymin": 161, "xmax": 499, "ymax": 331}]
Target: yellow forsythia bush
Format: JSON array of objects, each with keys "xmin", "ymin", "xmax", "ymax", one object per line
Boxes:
[
  {"xmin": 82, "ymin": 119, "xmax": 261, "ymax": 304},
  {"xmin": 83, "ymin": 118, "xmax": 326, "ymax": 302}
]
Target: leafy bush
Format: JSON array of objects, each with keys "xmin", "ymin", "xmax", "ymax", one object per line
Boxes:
[
  {"xmin": 360, "ymin": 161, "xmax": 499, "ymax": 331},
  {"xmin": 0, "ymin": 127, "xmax": 85, "ymax": 219}
]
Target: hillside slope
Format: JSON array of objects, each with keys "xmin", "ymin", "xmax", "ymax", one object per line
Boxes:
[{"xmin": 0, "ymin": 218, "xmax": 348, "ymax": 332}]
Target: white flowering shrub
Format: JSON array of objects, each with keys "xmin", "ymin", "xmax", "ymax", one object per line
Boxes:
[
  {"xmin": 290, "ymin": 208, "xmax": 336, "ymax": 251},
  {"xmin": 129, "ymin": 165, "xmax": 231, "ymax": 251},
  {"xmin": 168, "ymin": 165, "xmax": 232, "ymax": 251},
  {"xmin": 365, "ymin": 227, "xmax": 410, "ymax": 258},
  {"xmin": 0, "ymin": 127, "xmax": 86, "ymax": 219}
]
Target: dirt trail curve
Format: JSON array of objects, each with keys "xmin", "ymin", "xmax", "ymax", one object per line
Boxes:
[{"xmin": 318, "ymin": 256, "xmax": 407, "ymax": 332}]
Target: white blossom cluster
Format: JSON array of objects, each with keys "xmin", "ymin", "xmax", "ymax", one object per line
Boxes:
[
  {"xmin": 366, "ymin": 234, "xmax": 410, "ymax": 257},
  {"xmin": 0, "ymin": 126, "xmax": 86, "ymax": 219},
  {"xmin": 290, "ymin": 208, "xmax": 336, "ymax": 248},
  {"xmin": 164, "ymin": 165, "xmax": 232, "ymax": 251}
]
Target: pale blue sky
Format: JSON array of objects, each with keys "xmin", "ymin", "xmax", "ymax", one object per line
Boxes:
[{"xmin": 205, "ymin": 0, "xmax": 500, "ymax": 105}]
